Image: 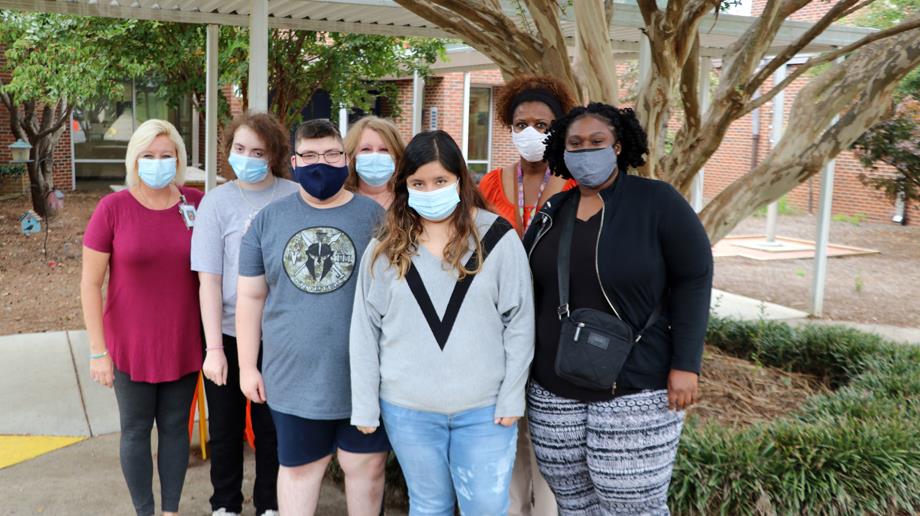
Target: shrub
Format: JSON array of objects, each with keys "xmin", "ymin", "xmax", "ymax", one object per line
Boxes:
[{"xmin": 673, "ymin": 317, "xmax": 920, "ymax": 514}]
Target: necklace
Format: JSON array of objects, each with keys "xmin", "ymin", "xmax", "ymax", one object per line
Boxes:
[
  {"xmin": 517, "ymin": 163, "xmax": 551, "ymax": 231},
  {"xmin": 238, "ymin": 177, "xmax": 278, "ymax": 232}
]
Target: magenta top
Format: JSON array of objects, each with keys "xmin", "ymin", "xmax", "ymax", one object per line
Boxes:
[{"xmin": 84, "ymin": 187, "xmax": 204, "ymax": 383}]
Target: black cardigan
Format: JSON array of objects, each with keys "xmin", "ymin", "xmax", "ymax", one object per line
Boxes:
[{"xmin": 523, "ymin": 173, "xmax": 713, "ymax": 390}]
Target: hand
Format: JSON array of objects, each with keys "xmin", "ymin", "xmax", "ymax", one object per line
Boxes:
[
  {"xmin": 240, "ymin": 367, "xmax": 267, "ymax": 403},
  {"xmin": 494, "ymin": 416, "xmax": 520, "ymax": 427},
  {"xmin": 667, "ymin": 369, "xmax": 700, "ymax": 411},
  {"xmin": 90, "ymin": 354, "xmax": 114, "ymax": 388},
  {"xmin": 356, "ymin": 426, "xmax": 378, "ymax": 435},
  {"xmin": 202, "ymin": 349, "xmax": 229, "ymax": 386}
]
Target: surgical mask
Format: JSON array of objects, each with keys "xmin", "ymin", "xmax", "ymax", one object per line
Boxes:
[
  {"xmin": 293, "ymin": 162, "xmax": 349, "ymax": 200},
  {"xmin": 563, "ymin": 147, "xmax": 618, "ymax": 188},
  {"xmin": 137, "ymin": 158, "xmax": 176, "ymax": 189},
  {"xmin": 512, "ymin": 126, "xmax": 548, "ymax": 162},
  {"xmin": 408, "ymin": 182, "xmax": 460, "ymax": 222},
  {"xmin": 355, "ymin": 153, "xmax": 395, "ymax": 187},
  {"xmin": 228, "ymin": 153, "xmax": 269, "ymax": 183}
]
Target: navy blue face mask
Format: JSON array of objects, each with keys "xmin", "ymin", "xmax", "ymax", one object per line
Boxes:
[{"xmin": 293, "ymin": 163, "xmax": 349, "ymax": 200}]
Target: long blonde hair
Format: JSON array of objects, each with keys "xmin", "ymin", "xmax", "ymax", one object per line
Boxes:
[
  {"xmin": 372, "ymin": 130, "xmax": 488, "ymax": 280},
  {"xmin": 343, "ymin": 116, "xmax": 405, "ymax": 191}
]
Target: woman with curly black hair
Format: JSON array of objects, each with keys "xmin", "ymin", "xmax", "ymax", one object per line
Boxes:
[
  {"xmin": 522, "ymin": 103, "xmax": 713, "ymax": 515},
  {"xmin": 479, "ymin": 75, "xmax": 578, "ymax": 238}
]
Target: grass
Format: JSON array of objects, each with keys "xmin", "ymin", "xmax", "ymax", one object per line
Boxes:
[
  {"xmin": 754, "ymin": 196, "xmax": 798, "ymax": 217},
  {"xmin": 832, "ymin": 212, "xmax": 869, "ymax": 225}
]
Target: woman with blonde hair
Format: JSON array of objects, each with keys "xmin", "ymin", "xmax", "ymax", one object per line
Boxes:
[
  {"xmin": 81, "ymin": 119, "xmax": 203, "ymax": 516},
  {"xmin": 343, "ymin": 115, "xmax": 405, "ymax": 209}
]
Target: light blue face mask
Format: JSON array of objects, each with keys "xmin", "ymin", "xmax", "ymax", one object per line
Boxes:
[
  {"xmin": 355, "ymin": 153, "xmax": 395, "ymax": 187},
  {"xmin": 408, "ymin": 182, "xmax": 460, "ymax": 222},
  {"xmin": 228, "ymin": 153, "xmax": 269, "ymax": 183},
  {"xmin": 137, "ymin": 158, "xmax": 177, "ymax": 189}
]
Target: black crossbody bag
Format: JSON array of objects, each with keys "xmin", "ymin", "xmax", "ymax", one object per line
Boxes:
[{"xmin": 554, "ymin": 198, "xmax": 661, "ymax": 392}]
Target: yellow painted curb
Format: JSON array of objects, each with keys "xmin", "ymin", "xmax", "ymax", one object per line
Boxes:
[{"xmin": 0, "ymin": 435, "xmax": 85, "ymax": 469}]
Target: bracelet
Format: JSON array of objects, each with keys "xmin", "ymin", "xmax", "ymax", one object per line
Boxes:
[
  {"xmin": 206, "ymin": 346, "xmax": 225, "ymax": 351},
  {"xmin": 90, "ymin": 351, "xmax": 108, "ymax": 360}
]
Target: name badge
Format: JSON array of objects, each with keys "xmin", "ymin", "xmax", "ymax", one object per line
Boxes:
[{"xmin": 178, "ymin": 195, "xmax": 197, "ymax": 229}]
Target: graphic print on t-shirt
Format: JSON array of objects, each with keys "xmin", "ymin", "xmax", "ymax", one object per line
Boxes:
[{"xmin": 283, "ymin": 226, "xmax": 356, "ymax": 293}]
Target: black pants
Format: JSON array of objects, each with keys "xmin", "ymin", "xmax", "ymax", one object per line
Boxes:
[
  {"xmin": 204, "ymin": 334, "xmax": 279, "ymax": 515},
  {"xmin": 113, "ymin": 369, "xmax": 198, "ymax": 516}
]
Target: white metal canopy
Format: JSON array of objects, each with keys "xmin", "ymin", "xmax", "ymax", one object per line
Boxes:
[{"xmin": 0, "ymin": 0, "xmax": 874, "ymax": 55}]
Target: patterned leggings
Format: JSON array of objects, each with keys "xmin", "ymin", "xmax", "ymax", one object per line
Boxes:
[{"xmin": 527, "ymin": 382, "xmax": 684, "ymax": 516}]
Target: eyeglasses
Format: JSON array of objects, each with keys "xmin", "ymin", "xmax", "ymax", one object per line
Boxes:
[{"xmin": 294, "ymin": 150, "xmax": 345, "ymax": 164}]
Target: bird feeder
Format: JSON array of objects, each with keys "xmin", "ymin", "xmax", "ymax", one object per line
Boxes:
[{"xmin": 9, "ymin": 139, "xmax": 32, "ymax": 164}]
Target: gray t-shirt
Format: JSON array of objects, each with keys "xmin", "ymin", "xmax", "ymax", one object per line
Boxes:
[
  {"xmin": 191, "ymin": 178, "xmax": 300, "ymax": 336},
  {"xmin": 239, "ymin": 191, "xmax": 384, "ymax": 420}
]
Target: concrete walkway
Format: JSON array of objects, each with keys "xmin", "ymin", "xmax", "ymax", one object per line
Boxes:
[{"xmin": 0, "ymin": 330, "xmax": 118, "ymax": 438}]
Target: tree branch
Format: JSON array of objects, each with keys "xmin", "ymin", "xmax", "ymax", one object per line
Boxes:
[
  {"xmin": 574, "ymin": 0, "xmax": 619, "ymax": 104},
  {"xmin": 700, "ymin": 25, "xmax": 920, "ymax": 242},
  {"xmin": 741, "ymin": 15, "xmax": 920, "ymax": 117},
  {"xmin": 747, "ymin": 0, "xmax": 862, "ymax": 93},
  {"xmin": 522, "ymin": 0, "xmax": 579, "ymax": 91},
  {"xmin": 680, "ymin": 35, "xmax": 702, "ymax": 138},
  {"xmin": 636, "ymin": 0, "xmax": 658, "ymax": 27},
  {"xmin": 395, "ymin": 0, "xmax": 545, "ymax": 78},
  {"xmin": 36, "ymin": 99, "xmax": 71, "ymax": 140}
]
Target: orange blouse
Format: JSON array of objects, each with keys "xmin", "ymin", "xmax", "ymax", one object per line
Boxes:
[{"xmin": 479, "ymin": 167, "xmax": 577, "ymax": 235}]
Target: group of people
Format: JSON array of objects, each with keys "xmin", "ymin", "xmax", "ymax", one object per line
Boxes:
[{"xmin": 80, "ymin": 74, "xmax": 713, "ymax": 516}]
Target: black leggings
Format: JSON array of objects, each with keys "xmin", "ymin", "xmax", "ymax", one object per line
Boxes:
[{"xmin": 113, "ymin": 369, "xmax": 198, "ymax": 516}]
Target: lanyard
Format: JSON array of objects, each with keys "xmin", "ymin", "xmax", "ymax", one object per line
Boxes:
[{"xmin": 517, "ymin": 163, "xmax": 551, "ymax": 231}]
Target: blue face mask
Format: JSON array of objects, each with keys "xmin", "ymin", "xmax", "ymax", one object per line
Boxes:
[
  {"xmin": 228, "ymin": 153, "xmax": 269, "ymax": 183},
  {"xmin": 355, "ymin": 153, "xmax": 395, "ymax": 187},
  {"xmin": 408, "ymin": 182, "xmax": 461, "ymax": 222},
  {"xmin": 563, "ymin": 147, "xmax": 618, "ymax": 188},
  {"xmin": 137, "ymin": 158, "xmax": 177, "ymax": 189},
  {"xmin": 293, "ymin": 163, "xmax": 349, "ymax": 200}
]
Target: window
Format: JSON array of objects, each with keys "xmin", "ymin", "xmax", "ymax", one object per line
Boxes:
[
  {"xmin": 466, "ymin": 86, "xmax": 492, "ymax": 181},
  {"xmin": 73, "ymin": 81, "xmax": 192, "ymax": 180}
]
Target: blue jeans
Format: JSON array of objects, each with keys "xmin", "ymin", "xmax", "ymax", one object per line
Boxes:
[{"xmin": 381, "ymin": 400, "xmax": 517, "ymax": 516}]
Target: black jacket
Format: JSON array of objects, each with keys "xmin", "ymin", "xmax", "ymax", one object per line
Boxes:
[{"xmin": 523, "ymin": 173, "xmax": 713, "ymax": 390}]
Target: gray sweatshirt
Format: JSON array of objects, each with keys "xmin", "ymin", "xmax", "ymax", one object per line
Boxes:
[{"xmin": 349, "ymin": 210, "xmax": 535, "ymax": 427}]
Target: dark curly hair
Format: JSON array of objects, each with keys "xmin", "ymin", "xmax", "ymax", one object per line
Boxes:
[
  {"xmin": 495, "ymin": 75, "xmax": 578, "ymax": 127},
  {"xmin": 544, "ymin": 103, "xmax": 648, "ymax": 179}
]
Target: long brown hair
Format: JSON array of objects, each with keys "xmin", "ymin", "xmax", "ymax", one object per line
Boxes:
[
  {"xmin": 343, "ymin": 116, "xmax": 405, "ymax": 191},
  {"xmin": 372, "ymin": 130, "xmax": 488, "ymax": 280}
]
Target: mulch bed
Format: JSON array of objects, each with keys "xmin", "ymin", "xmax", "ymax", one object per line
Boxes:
[{"xmin": 689, "ymin": 347, "xmax": 825, "ymax": 427}]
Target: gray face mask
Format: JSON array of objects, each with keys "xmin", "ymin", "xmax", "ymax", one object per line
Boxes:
[{"xmin": 563, "ymin": 147, "xmax": 618, "ymax": 188}]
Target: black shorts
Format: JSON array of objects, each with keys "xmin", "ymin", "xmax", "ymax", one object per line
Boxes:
[{"xmin": 270, "ymin": 408, "xmax": 391, "ymax": 467}]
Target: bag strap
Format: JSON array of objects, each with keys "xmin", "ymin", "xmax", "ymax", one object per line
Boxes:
[
  {"xmin": 555, "ymin": 194, "xmax": 662, "ymax": 341},
  {"xmin": 405, "ymin": 217, "xmax": 513, "ymax": 350},
  {"xmin": 556, "ymin": 195, "xmax": 578, "ymax": 320}
]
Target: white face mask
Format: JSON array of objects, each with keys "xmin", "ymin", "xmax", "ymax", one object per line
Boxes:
[{"xmin": 512, "ymin": 126, "xmax": 548, "ymax": 163}]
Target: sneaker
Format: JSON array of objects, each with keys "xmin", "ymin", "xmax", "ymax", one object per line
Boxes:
[
  {"xmin": 212, "ymin": 509, "xmax": 240, "ymax": 516},
  {"xmin": 259, "ymin": 511, "xmax": 280, "ymax": 516}
]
